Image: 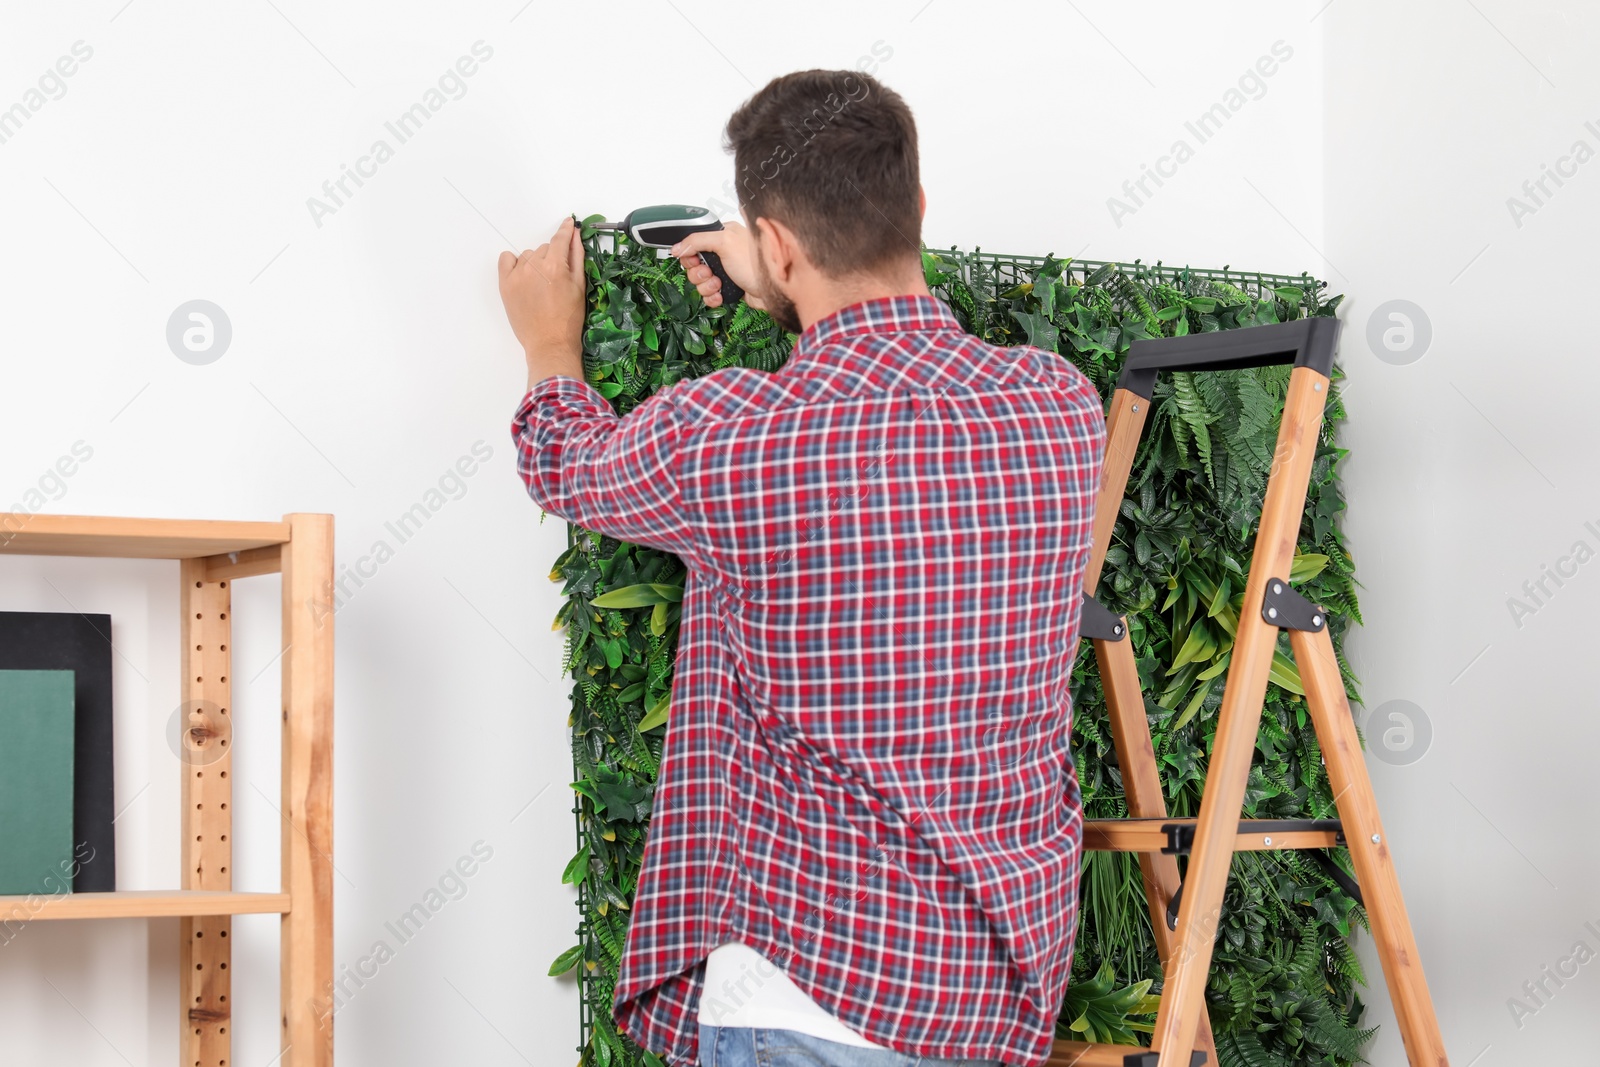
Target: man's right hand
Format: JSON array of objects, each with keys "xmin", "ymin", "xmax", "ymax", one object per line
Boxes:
[{"xmin": 671, "ymin": 220, "xmax": 766, "ymax": 310}]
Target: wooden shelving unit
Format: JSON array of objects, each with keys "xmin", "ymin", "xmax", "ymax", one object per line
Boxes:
[{"xmin": 0, "ymin": 512, "xmax": 334, "ymax": 1067}]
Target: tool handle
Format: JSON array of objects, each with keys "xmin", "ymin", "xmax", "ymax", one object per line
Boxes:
[{"xmin": 698, "ymin": 250, "xmax": 745, "ymax": 308}]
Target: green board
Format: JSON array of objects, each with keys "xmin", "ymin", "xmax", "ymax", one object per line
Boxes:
[{"xmin": 0, "ymin": 669, "xmax": 76, "ymax": 896}]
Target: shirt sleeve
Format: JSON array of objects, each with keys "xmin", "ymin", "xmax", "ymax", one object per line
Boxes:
[{"xmin": 511, "ymin": 374, "xmax": 701, "ymax": 562}]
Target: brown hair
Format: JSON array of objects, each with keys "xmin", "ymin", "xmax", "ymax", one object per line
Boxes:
[{"xmin": 723, "ymin": 69, "xmax": 921, "ymax": 277}]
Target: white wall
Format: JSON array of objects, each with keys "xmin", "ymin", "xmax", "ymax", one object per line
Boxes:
[
  {"xmin": 0, "ymin": 1, "xmax": 1574, "ymax": 1064},
  {"xmin": 1324, "ymin": 2, "xmax": 1600, "ymax": 1063}
]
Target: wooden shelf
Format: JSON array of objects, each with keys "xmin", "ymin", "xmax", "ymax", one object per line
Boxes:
[
  {"xmin": 0, "ymin": 890, "xmax": 291, "ymax": 920},
  {"xmin": 0, "ymin": 512, "xmax": 333, "ymax": 1065},
  {"xmin": 0, "ymin": 513, "xmax": 291, "ymax": 559}
]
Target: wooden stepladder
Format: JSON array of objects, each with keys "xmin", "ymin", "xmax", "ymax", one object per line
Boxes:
[{"xmin": 1050, "ymin": 318, "xmax": 1449, "ymax": 1067}]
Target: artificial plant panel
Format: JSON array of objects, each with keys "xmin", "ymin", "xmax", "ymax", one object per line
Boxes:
[{"xmin": 544, "ymin": 218, "xmax": 1367, "ymax": 1067}]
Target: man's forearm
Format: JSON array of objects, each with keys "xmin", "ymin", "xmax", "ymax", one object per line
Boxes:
[{"xmin": 525, "ymin": 342, "xmax": 584, "ymax": 393}]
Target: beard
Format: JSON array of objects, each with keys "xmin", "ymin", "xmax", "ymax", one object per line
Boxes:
[{"xmin": 754, "ymin": 250, "xmax": 802, "ymax": 335}]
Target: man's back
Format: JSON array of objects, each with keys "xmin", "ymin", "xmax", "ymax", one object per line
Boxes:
[
  {"xmin": 518, "ymin": 292, "xmax": 1106, "ymax": 1065},
  {"xmin": 682, "ymin": 294, "xmax": 1104, "ymax": 920}
]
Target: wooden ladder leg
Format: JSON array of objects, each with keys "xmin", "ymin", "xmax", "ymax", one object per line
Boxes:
[
  {"xmin": 280, "ymin": 513, "xmax": 336, "ymax": 1067},
  {"xmin": 1290, "ymin": 625, "xmax": 1450, "ymax": 1066},
  {"xmin": 1082, "ymin": 386, "xmax": 1218, "ymax": 1056},
  {"xmin": 1093, "ymin": 634, "xmax": 1217, "ymax": 1060},
  {"xmin": 1147, "ymin": 367, "xmax": 1330, "ymax": 1067},
  {"xmin": 1084, "ymin": 389, "xmax": 1149, "ymax": 593},
  {"xmin": 1142, "ymin": 642, "xmax": 1263, "ymax": 1067}
]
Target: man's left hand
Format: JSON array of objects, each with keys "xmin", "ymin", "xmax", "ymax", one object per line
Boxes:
[{"xmin": 499, "ymin": 216, "xmax": 586, "ymax": 390}]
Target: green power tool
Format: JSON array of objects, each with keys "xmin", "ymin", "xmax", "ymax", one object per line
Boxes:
[{"xmin": 592, "ymin": 204, "xmax": 745, "ymax": 307}]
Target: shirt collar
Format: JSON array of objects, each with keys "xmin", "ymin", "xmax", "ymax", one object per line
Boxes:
[{"xmin": 792, "ymin": 294, "xmax": 964, "ymax": 358}]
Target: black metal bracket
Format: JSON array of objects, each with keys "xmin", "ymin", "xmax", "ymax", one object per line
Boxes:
[
  {"xmin": 1124, "ymin": 1052, "xmax": 1207, "ymax": 1066},
  {"xmin": 1260, "ymin": 578, "xmax": 1327, "ymax": 632},
  {"xmin": 1079, "ymin": 594, "xmax": 1127, "ymax": 642},
  {"xmin": 1159, "ymin": 821, "xmax": 1188, "ymax": 931},
  {"xmin": 1309, "ymin": 849, "xmax": 1365, "ymax": 907},
  {"xmin": 1115, "ymin": 316, "xmax": 1340, "ymax": 401},
  {"xmin": 1161, "ymin": 819, "xmax": 1346, "ymax": 856}
]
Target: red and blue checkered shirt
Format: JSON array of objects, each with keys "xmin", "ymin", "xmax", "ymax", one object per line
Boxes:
[{"xmin": 513, "ymin": 294, "xmax": 1107, "ymax": 1066}]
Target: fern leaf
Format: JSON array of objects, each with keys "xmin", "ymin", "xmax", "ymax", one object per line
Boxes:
[
  {"xmin": 1215, "ymin": 1030, "xmax": 1278, "ymax": 1067},
  {"xmin": 1171, "ymin": 372, "xmax": 1216, "ymax": 485}
]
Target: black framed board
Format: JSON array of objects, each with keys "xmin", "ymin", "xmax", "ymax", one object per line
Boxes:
[{"xmin": 0, "ymin": 611, "xmax": 117, "ymax": 892}]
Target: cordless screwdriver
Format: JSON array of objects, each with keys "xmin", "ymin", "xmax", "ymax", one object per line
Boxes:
[{"xmin": 591, "ymin": 205, "xmax": 745, "ymax": 307}]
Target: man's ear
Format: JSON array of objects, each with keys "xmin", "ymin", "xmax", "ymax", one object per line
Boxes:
[
  {"xmin": 919, "ymin": 185, "xmax": 926, "ymax": 219},
  {"xmin": 756, "ymin": 216, "xmax": 800, "ymax": 282}
]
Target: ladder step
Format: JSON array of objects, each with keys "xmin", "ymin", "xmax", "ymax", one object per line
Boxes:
[
  {"xmin": 1049, "ymin": 1038, "xmax": 1207, "ymax": 1066},
  {"xmin": 1083, "ymin": 817, "xmax": 1344, "ymax": 853}
]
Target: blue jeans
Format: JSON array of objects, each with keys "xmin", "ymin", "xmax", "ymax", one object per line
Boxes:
[{"xmin": 697, "ymin": 1022, "xmax": 1006, "ymax": 1067}]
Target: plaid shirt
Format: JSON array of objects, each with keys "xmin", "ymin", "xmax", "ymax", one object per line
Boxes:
[{"xmin": 513, "ymin": 294, "xmax": 1107, "ymax": 1066}]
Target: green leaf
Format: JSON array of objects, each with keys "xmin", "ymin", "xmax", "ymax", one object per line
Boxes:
[
  {"xmin": 1268, "ymin": 649, "xmax": 1305, "ymax": 695},
  {"xmin": 593, "ymin": 774, "xmax": 650, "ymax": 821},
  {"xmin": 1168, "ymin": 624, "xmax": 1215, "ymax": 672},
  {"xmin": 1289, "ymin": 552, "xmax": 1329, "ymax": 582},
  {"xmin": 547, "ymin": 942, "xmax": 583, "ymax": 975},
  {"xmin": 1195, "ymin": 649, "xmax": 1232, "ymax": 681},
  {"xmin": 1011, "ymin": 309, "xmax": 1060, "ymax": 350},
  {"xmin": 560, "ymin": 845, "xmax": 590, "ymax": 885},
  {"xmin": 1105, "ymin": 978, "xmax": 1154, "ymax": 1013},
  {"xmin": 1171, "ymin": 677, "xmax": 1213, "ymax": 730},
  {"xmin": 591, "ymin": 583, "xmax": 671, "ymax": 608},
  {"xmin": 638, "ymin": 693, "xmax": 670, "ymax": 732},
  {"xmin": 1206, "ymin": 577, "xmax": 1231, "ymax": 618},
  {"xmin": 1038, "ymin": 277, "xmax": 1060, "ymax": 318},
  {"xmin": 584, "ymin": 321, "xmax": 638, "ymax": 365}
]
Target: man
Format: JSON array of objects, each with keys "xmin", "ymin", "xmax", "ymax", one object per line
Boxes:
[{"xmin": 499, "ymin": 69, "xmax": 1106, "ymax": 1067}]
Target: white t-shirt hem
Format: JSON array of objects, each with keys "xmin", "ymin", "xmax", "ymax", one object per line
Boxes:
[{"xmin": 698, "ymin": 941, "xmax": 887, "ymax": 1050}]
